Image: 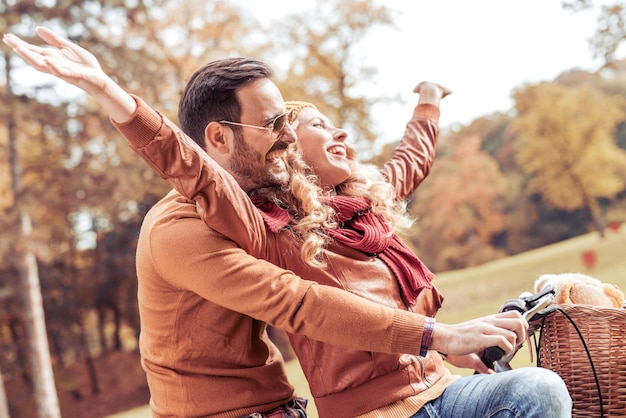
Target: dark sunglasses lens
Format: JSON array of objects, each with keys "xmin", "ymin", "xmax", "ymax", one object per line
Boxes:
[{"xmin": 273, "ymin": 114, "xmax": 287, "ymax": 133}]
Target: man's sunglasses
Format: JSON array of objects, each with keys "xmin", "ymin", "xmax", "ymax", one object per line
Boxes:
[{"xmin": 220, "ymin": 109, "xmax": 295, "ymax": 140}]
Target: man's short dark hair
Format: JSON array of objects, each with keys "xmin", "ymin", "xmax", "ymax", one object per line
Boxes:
[{"xmin": 178, "ymin": 57, "xmax": 274, "ymax": 150}]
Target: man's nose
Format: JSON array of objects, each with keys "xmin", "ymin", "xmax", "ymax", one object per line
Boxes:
[{"xmin": 278, "ymin": 123, "xmax": 297, "ymax": 144}]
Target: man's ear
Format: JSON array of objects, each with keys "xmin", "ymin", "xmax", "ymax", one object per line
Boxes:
[{"xmin": 204, "ymin": 121, "xmax": 232, "ymax": 154}]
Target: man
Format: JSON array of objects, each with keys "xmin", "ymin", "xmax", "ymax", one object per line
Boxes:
[{"xmin": 4, "ymin": 27, "xmax": 549, "ymax": 417}]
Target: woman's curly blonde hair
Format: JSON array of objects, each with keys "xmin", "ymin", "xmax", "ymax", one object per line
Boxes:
[{"xmin": 260, "ymin": 101, "xmax": 414, "ymax": 267}]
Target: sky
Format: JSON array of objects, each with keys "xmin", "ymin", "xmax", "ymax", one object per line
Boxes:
[{"xmin": 244, "ymin": 0, "xmax": 603, "ymax": 143}]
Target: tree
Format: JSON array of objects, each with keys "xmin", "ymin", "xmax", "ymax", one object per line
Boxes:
[
  {"xmin": 562, "ymin": 0, "xmax": 626, "ymax": 66},
  {"xmin": 407, "ymin": 135, "xmax": 508, "ymax": 271},
  {"xmin": 268, "ymin": 0, "xmax": 396, "ymax": 153},
  {"xmin": 17, "ymin": 213, "xmax": 61, "ymax": 418},
  {"xmin": 512, "ymin": 82, "xmax": 626, "ymax": 236},
  {"xmin": 0, "ymin": 365, "xmax": 8, "ymax": 418}
]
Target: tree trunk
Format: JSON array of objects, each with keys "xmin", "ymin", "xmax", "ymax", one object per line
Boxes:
[
  {"xmin": 18, "ymin": 212, "xmax": 62, "ymax": 418},
  {"xmin": 78, "ymin": 317, "xmax": 100, "ymax": 395},
  {"xmin": 0, "ymin": 364, "xmax": 10, "ymax": 418},
  {"xmin": 584, "ymin": 193, "xmax": 606, "ymax": 238},
  {"xmin": 113, "ymin": 305, "xmax": 122, "ymax": 351},
  {"xmin": 9, "ymin": 318, "xmax": 30, "ymax": 385}
]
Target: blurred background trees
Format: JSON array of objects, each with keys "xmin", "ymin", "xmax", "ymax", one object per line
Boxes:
[
  {"xmin": 268, "ymin": 0, "xmax": 396, "ymax": 154},
  {"xmin": 512, "ymin": 82, "xmax": 626, "ymax": 237},
  {"xmin": 0, "ymin": 0, "xmax": 625, "ymax": 416}
]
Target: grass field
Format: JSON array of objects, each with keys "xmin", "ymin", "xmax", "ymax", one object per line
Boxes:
[{"xmin": 108, "ymin": 226, "xmax": 626, "ymax": 418}]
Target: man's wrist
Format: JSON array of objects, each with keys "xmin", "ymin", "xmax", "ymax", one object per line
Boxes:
[{"xmin": 420, "ymin": 316, "xmax": 436, "ymax": 357}]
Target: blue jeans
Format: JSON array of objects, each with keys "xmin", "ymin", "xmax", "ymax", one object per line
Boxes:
[{"xmin": 411, "ymin": 367, "xmax": 571, "ymax": 418}]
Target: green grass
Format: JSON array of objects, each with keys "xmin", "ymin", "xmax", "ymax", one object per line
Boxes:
[
  {"xmin": 106, "ymin": 405, "xmax": 150, "ymax": 418},
  {"xmin": 108, "ymin": 226, "xmax": 626, "ymax": 417}
]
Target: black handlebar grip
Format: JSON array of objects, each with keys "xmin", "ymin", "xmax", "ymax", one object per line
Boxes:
[{"xmin": 481, "ymin": 345, "xmax": 505, "ymax": 368}]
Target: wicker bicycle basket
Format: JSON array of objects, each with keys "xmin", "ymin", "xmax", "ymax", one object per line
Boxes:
[{"xmin": 537, "ymin": 304, "xmax": 626, "ymax": 417}]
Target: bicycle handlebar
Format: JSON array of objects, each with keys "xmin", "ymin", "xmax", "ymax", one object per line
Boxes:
[{"xmin": 479, "ymin": 285, "xmax": 556, "ymax": 369}]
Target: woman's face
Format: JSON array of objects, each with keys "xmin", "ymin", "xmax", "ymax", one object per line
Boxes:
[{"xmin": 294, "ymin": 107, "xmax": 351, "ymax": 189}]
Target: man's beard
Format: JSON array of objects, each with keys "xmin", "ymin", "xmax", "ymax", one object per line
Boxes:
[{"xmin": 227, "ymin": 134, "xmax": 288, "ymax": 190}]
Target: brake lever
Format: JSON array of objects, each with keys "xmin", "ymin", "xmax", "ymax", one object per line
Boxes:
[
  {"xmin": 479, "ymin": 287, "xmax": 555, "ymax": 369},
  {"xmin": 523, "ymin": 293, "xmax": 555, "ymax": 322}
]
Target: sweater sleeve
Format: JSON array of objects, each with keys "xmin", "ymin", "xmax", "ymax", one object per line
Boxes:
[
  {"xmin": 112, "ymin": 95, "xmax": 270, "ymax": 258},
  {"xmin": 380, "ymin": 103, "xmax": 440, "ymax": 200},
  {"xmin": 147, "ymin": 200, "xmax": 425, "ymax": 355}
]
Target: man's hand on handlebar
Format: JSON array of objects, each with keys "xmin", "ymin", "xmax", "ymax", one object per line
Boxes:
[{"xmin": 430, "ymin": 310, "xmax": 528, "ymax": 359}]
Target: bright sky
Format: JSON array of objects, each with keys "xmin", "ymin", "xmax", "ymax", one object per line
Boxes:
[{"xmin": 245, "ymin": 0, "xmax": 602, "ymax": 143}]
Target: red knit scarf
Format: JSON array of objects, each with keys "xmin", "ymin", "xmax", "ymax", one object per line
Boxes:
[{"xmin": 250, "ymin": 194, "xmax": 434, "ymax": 306}]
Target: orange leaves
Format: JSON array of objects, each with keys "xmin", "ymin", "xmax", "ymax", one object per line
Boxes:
[{"xmin": 409, "ymin": 134, "xmax": 508, "ymax": 271}]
